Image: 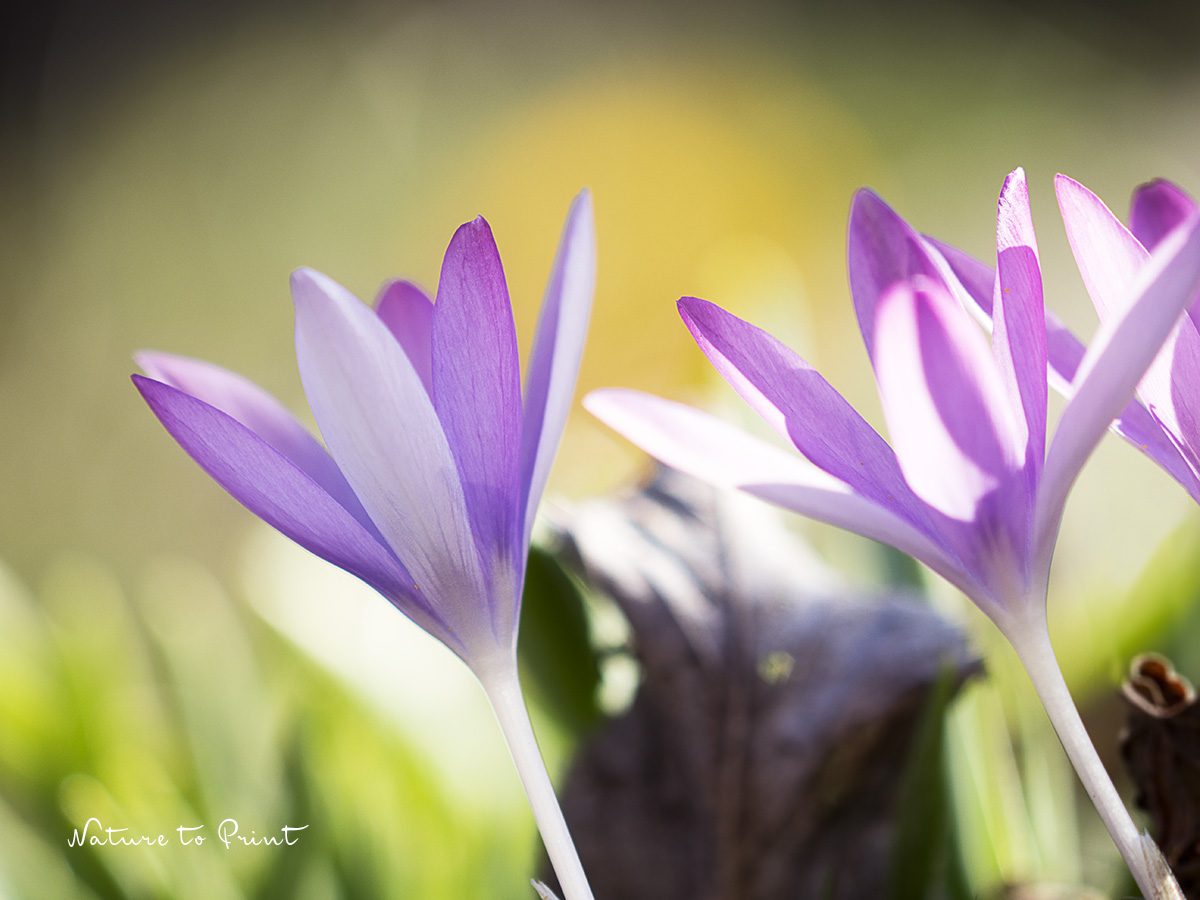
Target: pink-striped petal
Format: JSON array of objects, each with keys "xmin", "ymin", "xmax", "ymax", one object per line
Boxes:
[
  {"xmin": 677, "ymin": 295, "xmax": 930, "ymax": 530},
  {"xmin": 292, "ymin": 268, "xmax": 494, "ymax": 651},
  {"xmin": 1037, "ymin": 215, "xmax": 1200, "ymax": 562},
  {"xmin": 132, "ymin": 374, "xmax": 458, "ymax": 651},
  {"xmin": 432, "ymin": 218, "xmax": 524, "ymax": 594},
  {"xmin": 872, "ymin": 277, "xmax": 1022, "ymax": 521},
  {"xmin": 519, "ymin": 190, "xmax": 596, "ymax": 545},
  {"xmin": 991, "ymin": 168, "xmax": 1047, "ymax": 476},
  {"xmin": 375, "ymin": 280, "xmax": 434, "ymax": 394},
  {"xmin": 584, "ymin": 388, "xmax": 979, "ymax": 597}
]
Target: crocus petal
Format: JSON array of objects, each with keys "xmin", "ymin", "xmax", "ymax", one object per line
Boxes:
[
  {"xmin": 992, "ymin": 168, "xmax": 1047, "ymax": 475},
  {"xmin": 928, "ymin": 238, "xmax": 1200, "ymax": 500},
  {"xmin": 584, "ymin": 388, "xmax": 981, "ymax": 600},
  {"xmin": 292, "ymin": 268, "xmax": 492, "ymax": 649},
  {"xmin": 873, "ymin": 277, "xmax": 1021, "ymax": 521},
  {"xmin": 134, "ymin": 351, "xmax": 378, "ymax": 536},
  {"xmin": 132, "ymin": 374, "xmax": 459, "ymax": 651},
  {"xmin": 847, "ymin": 190, "xmax": 949, "ymax": 357},
  {"xmin": 519, "ymin": 190, "xmax": 596, "ymax": 546},
  {"xmin": 1131, "ymin": 180, "xmax": 1198, "ymax": 251},
  {"xmin": 1056, "ymin": 174, "xmax": 1148, "ymax": 322},
  {"xmin": 375, "ymin": 279, "xmax": 434, "ymax": 394},
  {"xmin": 677, "ymin": 295, "xmax": 931, "ymax": 530},
  {"xmin": 432, "ymin": 218, "xmax": 524, "ymax": 602},
  {"xmin": 1037, "ymin": 215, "xmax": 1200, "ymax": 560},
  {"xmin": 1059, "ymin": 175, "xmax": 1200, "ymax": 435}
]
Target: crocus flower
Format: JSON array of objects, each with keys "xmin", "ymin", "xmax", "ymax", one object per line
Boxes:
[
  {"xmin": 933, "ymin": 176, "xmax": 1200, "ymax": 507},
  {"xmin": 587, "ymin": 169, "xmax": 1200, "ymax": 897},
  {"xmin": 134, "ymin": 193, "xmax": 597, "ymax": 900}
]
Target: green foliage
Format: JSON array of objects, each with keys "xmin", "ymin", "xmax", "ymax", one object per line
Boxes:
[
  {"xmin": 888, "ymin": 664, "xmax": 967, "ymax": 900},
  {"xmin": 0, "ymin": 556, "xmax": 533, "ymax": 900},
  {"xmin": 517, "ymin": 547, "xmax": 603, "ymax": 739}
]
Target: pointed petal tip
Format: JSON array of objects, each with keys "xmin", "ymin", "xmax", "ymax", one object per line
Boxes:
[
  {"xmin": 1000, "ymin": 166, "xmax": 1028, "ymax": 194},
  {"xmin": 676, "ymin": 295, "xmax": 714, "ymax": 318},
  {"xmin": 132, "ymin": 349, "xmax": 165, "ymax": 374},
  {"xmin": 850, "ymin": 187, "xmax": 890, "ymax": 216},
  {"xmin": 289, "ymin": 266, "xmax": 319, "ymax": 290},
  {"xmin": 1054, "ymin": 172, "xmax": 1089, "ymax": 199},
  {"xmin": 289, "ymin": 267, "xmax": 332, "ymax": 309}
]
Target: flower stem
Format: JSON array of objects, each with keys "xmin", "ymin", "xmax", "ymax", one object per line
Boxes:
[
  {"xmin": 1008, "ymin": 619, "xmax": 1182, "ymax": 899},
  {"xmin": 482, "ymin": 661, "xmax": 594, "ymax": 900}
]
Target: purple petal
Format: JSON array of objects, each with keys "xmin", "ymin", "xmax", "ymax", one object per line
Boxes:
[
  {"xmin": 926, "ymin": 237, "xmax": 1200, "ymax": 501},
  {"xmin": 677, "ymin": 295, "xmax": 931, "ymax": 529},
  {"xmin": 1038, "ymin": 215, "xmax": 1200, "ymax": 556},
  {"xmin": 872, "ymin": 277, "xmax": 1021, "ymax": 521},
  {"xmin": 375, "ymin": 280, "xmax": 434, "ymax": 394},
  {"xmin": 584, "ymin": 388, "xmax": 982, "ymax": 600},
  {"xmin": 924, "ymin": 237, "xmax": 996, "ymax": 321},
  {"xmin": 432, "ymin": 218, "xmax": 524, "ymax": 596},
  {"xmin": 847, "ymin": 190, "xmax": 947, "ymax": 357},
  {"xmin": 1056, "ymin": 174, "xmax": 1148, "ymax": 322},
  {"xmin": 519, "ymin": 190, "xmax": 596, "ymax": 545},
  {"xmin": 132, "ymin": 374, "xmax": 459, "ymax": 651},
  {"xmin": 992, "ymin": 168, "xmax": 1047, "ymax": 476},
  {"xmin": 291, "ymin": 268, "xmax": 494, "ymax": 650},
  {"xmin": 134, "ymin": 351, "xmax": 378, "ymax": 536},
  {"xmin": 1131, "ymin": 180, "xmax": 1198, "ymax": 251}
]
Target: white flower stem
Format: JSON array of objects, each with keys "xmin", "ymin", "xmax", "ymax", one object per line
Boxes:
[
  {"xmin": 1007, "ymin": 616, "xmax": 1182, "ymax": 899},
  {"xmin": 481, "ymin": 660, "xmax": 595, "ymax": 900}
]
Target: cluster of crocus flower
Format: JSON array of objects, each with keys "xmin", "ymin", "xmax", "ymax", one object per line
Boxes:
[
  {"xmin": 589, "ymin": 168, "xmax": 1200, "ymax": 898},
  {"xmin": 134, "ymin": 193, "xmax": 597, "ymax": 900},
  {"xmin": 135, "ymin": 170, "xmax": 1200, "ymax": 898}
]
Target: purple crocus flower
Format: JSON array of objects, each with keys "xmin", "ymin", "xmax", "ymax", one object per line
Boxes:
[
  {"xmin": 134, "ymin": 193, "xmax": 597, "ymax": 900},
  {"xmin": 933, "ymin": 176, "xmax": 1200, "ymax": 506},
  {"xmin": 587, "ymin": 169, "xmax": 1200, "ymax": 896}
]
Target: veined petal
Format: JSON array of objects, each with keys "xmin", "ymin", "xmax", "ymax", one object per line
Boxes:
[
  {"xmin": 584, "ymin": 388, "xmax": 979, "ymax": 596},
  {"xmin": 1131, "ymin": 180, "xmax": 1197, "ymax": 251},
  {"xmin": 132, "ymin": 374, "xmax": 459, "ymax": 652},
  {"xmin": 433, "ymin": 218, "xmax": 524, "ymax": 598},
  {"xmin": 375, "ymin": 280, "xmax": 434, "ymax": 394},
  {"xmin": 873, "ymin": 277, "xmax": 1021, "ymax": 521},
  {"xmin": 519, "ymin": 190, "xmax": 596, "ymax": 546},
  {"xmin": 1056, "ymin": 174, "xmax": 1148, "ymax": 322},
  {"xmin": 992, "ymin": 168, "xmax": 1047, "ymax": 474},
  {"xmin": 677, "ymin": 295, "xmax": 929, "ymax": 528},
  {"xmin": 292, "ymin": 268, "xmax": 492, "ymax": 648},
  {"xmin": 134, "ymin": 351, "xmax": 377, "ymax": 534},
  {"xmin": 1037, "ymin": 215, "xmax": 1200, "ymax": 562},
  {"xmin": 848, "ymin": 190, "xmax": 948, "ymax": 357}
]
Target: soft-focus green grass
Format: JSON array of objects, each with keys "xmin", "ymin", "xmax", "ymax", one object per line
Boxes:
[{"xmin": 0, "ymin": 556, "xmax": 535, "ymax": 899}]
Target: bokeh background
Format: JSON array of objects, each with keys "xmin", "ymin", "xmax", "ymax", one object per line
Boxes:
[{"xmin": 4, "ymin": 1, "xmax": 1200, "ymax": 896}]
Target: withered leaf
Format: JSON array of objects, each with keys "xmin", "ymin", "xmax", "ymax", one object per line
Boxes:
[
  {"xmin": 1121, "ymin": 653, "xmax": 1200, "ymax": 897},
  {"xmin": 543, "ymin": 467, "xmax": 980, "ymax": 900}
]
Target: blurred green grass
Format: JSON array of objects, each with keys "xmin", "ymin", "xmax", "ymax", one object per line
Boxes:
[{"xmin": 0, "ymin": 555, "xmax": 535, "ymax": 899}]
